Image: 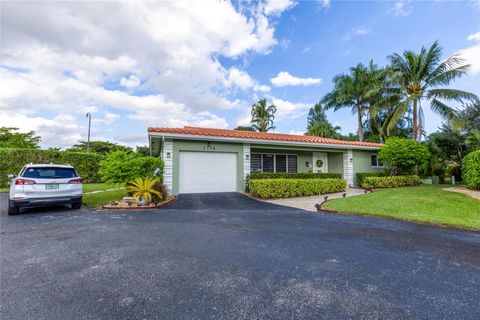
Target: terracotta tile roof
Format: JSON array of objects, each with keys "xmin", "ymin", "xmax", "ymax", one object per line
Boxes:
[{"xmin": 148, "ymin": 126, "xmax": 383, "ymax": 148}]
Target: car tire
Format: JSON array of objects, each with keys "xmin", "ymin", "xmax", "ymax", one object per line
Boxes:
[
  {"xmin": 71, "ymin": 202, "xmax": 82, "ymax": 210},
  {"xmin": 8, "ymin": 201, "xmax": 20, "ymax": 215}
]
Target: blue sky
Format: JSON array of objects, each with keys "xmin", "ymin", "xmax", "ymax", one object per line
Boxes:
[{"xmin": 1, "ymin": 0, "xmax": 479, "ymax": 148}]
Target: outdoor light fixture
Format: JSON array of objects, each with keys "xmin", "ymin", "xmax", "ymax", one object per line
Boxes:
[
  {"xmin": 305, "ymin": 161, "xmax": 310, "ymax": 167},
  {"xmin": 246, "ymin": 154, "xmax": 250, "ymax": 160},
  {"xmin": 207, "ymin": 142, "xmax": 211, "ymax": 147},
  {"xmin": 166, "ymin": 152, "xmax": 171, "ymax": 158},
  {"xmin": 349, "ymin": 158, "xmax": 353, "ymax": 163},
  {"xmin": 315, "ymin": 196, "xmax": 329, "ymax": 211}
]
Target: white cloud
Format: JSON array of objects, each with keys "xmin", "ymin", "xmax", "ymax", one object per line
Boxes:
[
  {"xmin": 0, "ymin": 1, "xmax": 289, "ymax": 147},
  {"xmin": 270, "ymin": 71, "xmax": 321, "ymax": 87},
  {"xmin": 270, "ymin": 97, "xmax": 311, "ymax": 120},
  {"xmin": 467, "ymin": 31, "xmax": 480, "ymax": 42},
  {"xmin": 120, "ymin": 74, "xmax": 141, "ymax": 89},
  {"xmin": 253, "ymin": 84, "xmax": 271, "ymax": 92},
  {"xmin": 288, "ymin": 130, "xmax": 305, "ymax": 135},
  {"xmin": 391, "ymin": 1, "xmax": 412, "ymax": 17},
  {"xmin": 316, "ymin": 0, "xmax": 331, "ymax": 10},
  {"xmin": 225, "ymin": 67, "xmax": 255, "ymax": 90},
  {"xmin": 341, "ymin": 26, "xmax": 371, "ymax": 41},
  {"xmin": 264, "ymin": 0, "xmax": 297, "ymax": 16},
  {"xmin": 460, "ymin": 31, "xmax": 480, "ymax": 75}
]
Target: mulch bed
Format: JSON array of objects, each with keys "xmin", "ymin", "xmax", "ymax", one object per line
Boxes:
[{"xmin": 100, "ymin": 196, "xmax": 176, "ymax": 210}]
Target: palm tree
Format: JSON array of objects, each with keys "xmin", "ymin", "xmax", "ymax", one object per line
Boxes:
[
  {"xmin": 250, "ymin": 99, "xmax": 276, "ymax": 132},
  {"xmin": 321, "ymin": 61, "xmax": 382, "ymax": 141},
  {"xmin": 387, "ymin": 41, "xmax": 479, "ymax": 141}
]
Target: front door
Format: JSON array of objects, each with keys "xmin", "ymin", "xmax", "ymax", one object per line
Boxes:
[{"xmin": 312, "ymin": 152, "xmax": 328, "ymax": 173}]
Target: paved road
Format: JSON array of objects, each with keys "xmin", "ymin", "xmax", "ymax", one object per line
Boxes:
[{"xmin": 1, "ymin": 193, "xmax": 479, "ymax": 319}]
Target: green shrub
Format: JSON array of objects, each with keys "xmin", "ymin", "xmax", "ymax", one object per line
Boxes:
[
  {"xmin": 248, "ymin": 178, "xmax": 347, "ymax": 199},
  {"xmin": 362, "ymin": 175, "xmax": 421, "ymax": 189},
  {"xmin": 99, "ymin": 151, "xmax": 164, "ymax": 184},
  {"xmin": 0, "ymin": 148, "xmax": 104, "ymax": 187},
  {"xmin": 356, "ymin": 172, "xmax": 386, "ymax": 187},
  {"xmin": 462, "ymin": 150, "xmax": 480, "ymax": 190},
  {"xmin": 379, "ymin": 138, "xmax": 429, "ymax": 175},
  {"xmin": 249, "ymin": 172, "xmax": 342, "ymax": 180}
]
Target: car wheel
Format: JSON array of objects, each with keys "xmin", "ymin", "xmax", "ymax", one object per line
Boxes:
[
  {"xmin": 71, "ymin": 202, "xmax": 82, "ymax": 210},
  {"xmin": 8, "ymin": 201, "xmax": 20, "ymax": 215}
]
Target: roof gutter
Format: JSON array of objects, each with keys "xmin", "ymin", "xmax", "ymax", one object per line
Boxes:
[{"xmin": 147, "ymin": 132, "xmax": 381, "ymax": 151}]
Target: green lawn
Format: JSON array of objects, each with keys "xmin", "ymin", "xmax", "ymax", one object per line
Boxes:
[
  {"xmin": 82, "ymin": 183, "xmax": 126, "ymax": 207},
  {"xmin": 83, "ymin": 188, "xmax": 126, "ymax": 207},
  {"xmin": 82, "ymin": 183, "xmax": 120, "ymax": 193},
  {"xmin": 0, "ymin": 188, "xmax": 9, "ymax": 193},
  {"xmin": 323, "ymin": 184, "xmax": 480, "ymax": 230}
]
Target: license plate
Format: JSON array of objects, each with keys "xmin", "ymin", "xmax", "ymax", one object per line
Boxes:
[{"xmin": 45, "ymin": 184, "xmax": 59, "ymax": 190}]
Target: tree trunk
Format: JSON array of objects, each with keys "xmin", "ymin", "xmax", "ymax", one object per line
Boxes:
[
  {"xmin": 412, "ymin": 100, "xmax": 418, "ymax": 141},
  {"xmin": 357, "ymin": 106, "xmax": 364, "ymax": 142}
]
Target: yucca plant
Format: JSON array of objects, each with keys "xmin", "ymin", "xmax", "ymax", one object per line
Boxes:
[{"xmin": 126, "ymin": 176, "xmax": 162, "ymax": 205}]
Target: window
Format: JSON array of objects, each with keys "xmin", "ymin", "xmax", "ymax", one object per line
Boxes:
[
  {"xmin": 251, "ymin": 154, "xmax": 262, "ymax": 173},
  {"xmin": 250, "ymin": 153, "xmax": 297, "ymax": 173},
  {"xmin": 370, "ymin": 154, "xmax": 383, "ymax": 167},
  {"xmin": 262, "ymin": 154, "xmax": 274, "ymax": 172},
  {"xmin": 275, "ymin": 155, "xmax": 287, "ymax": 172},
  {"xmin": 287, "ymin": 155, "xmax": 297, "ymax": 173},
  {"xmin": 22, "ymin": 167, "xmax": 78, "ymax": 179}
]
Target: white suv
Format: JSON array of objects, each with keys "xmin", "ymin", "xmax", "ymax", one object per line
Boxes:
[{"xmin": 8, "ymin": 164, "xmax": 83, "ymax": 215}]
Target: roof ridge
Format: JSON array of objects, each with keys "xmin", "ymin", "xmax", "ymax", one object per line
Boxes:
[{"xmin": 147, "ymin": 126, "xmax": 383, "ymax": 147}]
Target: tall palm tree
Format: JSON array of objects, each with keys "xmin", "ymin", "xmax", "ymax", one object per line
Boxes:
[
  {"xmin": 250, "ymin": 99, "xmax": 276, "ymax": 132},
  {"xmin": 321, "ymin": 61, "xmax": 382, "ymax": 142},
  {"xmin": 387, "ymin": 41, "xmax": 478, "ymax": 141}
]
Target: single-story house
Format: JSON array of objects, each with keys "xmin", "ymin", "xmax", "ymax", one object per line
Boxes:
[{"xmin": 148, "ymin": 126, "xmax": 384, "ymax": 194}]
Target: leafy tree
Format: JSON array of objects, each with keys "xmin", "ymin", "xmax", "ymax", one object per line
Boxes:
[
  {"xmin": 306, "ymin": 121, "xmax": 341, "ymax": 138},
  {"xmin": 462, "ymin": 150, "xmax": 480, "ymax": 190},
  {"xmin": 307, "ymin": 102, "xmax": 326, "ymax": 126},
  {"xmin": 135, "ymin": 145, "xmax": 150, "ymax": 157},
  {"xmin": 459, "ymin": 102, "xmax": 480, "ymax": 135},
  {"xmin": 466, "ymin": 129, "xmax": 480, "ymax": 151},
  {"xmin": 322, "ymin": 61, "xmax": 383, "ymax": 141},
  {"xmin": 427, "ymin": 122, "xmax": 466, "ymax": 163},
  {"xmin": 378, "ymin": 137, "xmax": 429, "ymax": 175},
  {"xmin": 234, "ymin": 126, "xmax": 255, "ymax": 131},
  {"xmin": 250, "ymin": 99, "xmax": 276, "ymax": 132},
  {"xmin": 387, "ymin": 41, "xmax": 478, "ymax": 141},
  {"xmin": 67, "ymin": 140, "xmax": 132, "ymax": 155},
  {"xmin": 0, "ymin": 127, "xmax": 41, "ymax": 148},
  {"xmin": 99, "ymin": 151, "xmax": 164, "ymax": 184},
  {"xmin": 305, "ymin": 103, "xmax": 341, "ymax": 138}
]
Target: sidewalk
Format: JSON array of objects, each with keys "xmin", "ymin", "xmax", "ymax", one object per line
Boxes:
[{"xmin": 260, "ymin": 187, "xmax": 366, "ymax": 211}]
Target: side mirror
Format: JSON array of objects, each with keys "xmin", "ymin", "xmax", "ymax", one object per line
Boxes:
[{"xmin": 7, "ymin": 174, "xmax": 17, "ymax": 179}]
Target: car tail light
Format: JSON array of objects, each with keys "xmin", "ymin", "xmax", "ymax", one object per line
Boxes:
[
  {"xmin": 15, "ymin": 179, "xmax": 35, "ymax": 185},
  {"xmin": 68, "ymin": 179, "xmax": 83, "ymax": 184}
]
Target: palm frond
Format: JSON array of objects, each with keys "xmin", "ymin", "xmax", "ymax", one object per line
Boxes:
[{"xmin": 429, "ymin": 98, "xmax": 459, "ymax": 122}]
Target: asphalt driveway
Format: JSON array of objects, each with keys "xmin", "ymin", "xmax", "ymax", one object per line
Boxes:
[{"xmin": 1, "ymin": 192, "xmax": 479, "ymax": 319}]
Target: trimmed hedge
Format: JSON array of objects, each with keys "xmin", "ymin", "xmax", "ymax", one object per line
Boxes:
[
  {"xmin": 462, "ymin": 150, "xmax": 480, "ymax": 190},
  {"xmin": 248, "ymin": 178, "xmax": 347, "ymax": 199},
  {"xmin": 249, "ymin": 172, "xmax": 342, "ymax": 180},
  {"xmin": 0, "ymin": 148, "xmax": 104, "ymax": 187},
  {"xmin": 356, "ymin": 172, "xmax": 386, "ymax": 187},
  {"xmin": 362, "ymin": 175, "xmax": 421, "ymax": 189}
]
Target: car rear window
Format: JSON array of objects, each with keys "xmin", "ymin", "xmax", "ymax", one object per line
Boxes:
[{"xmin": 22, "ymin": 167, "xmax": 78, "ymax": 179}]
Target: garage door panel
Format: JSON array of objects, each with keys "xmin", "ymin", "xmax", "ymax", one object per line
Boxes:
[{"xmin": 179, "ymin": 152, "xmax": 237, "ymax": 194}]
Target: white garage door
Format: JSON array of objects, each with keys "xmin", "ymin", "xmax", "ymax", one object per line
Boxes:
[{"xmin": 179, "ymin": 152, "xmax": 237, "ymax": 194}]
